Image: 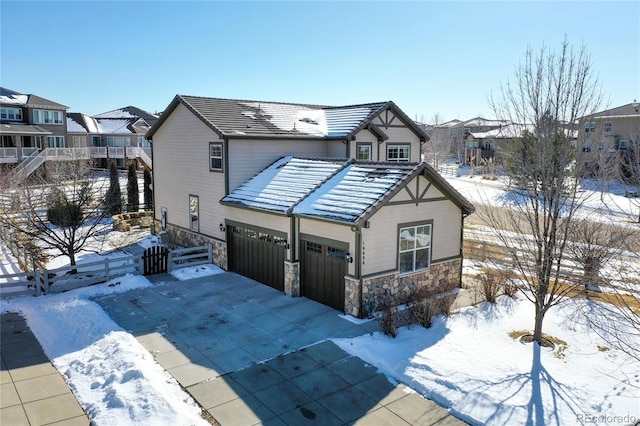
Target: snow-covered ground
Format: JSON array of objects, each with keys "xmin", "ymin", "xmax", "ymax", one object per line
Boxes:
[
  {"xmin": 1, "ymin": 169, "xmax": 638, "ymax": 425},
  {"xmin": 335, "ymin": 295, "xmax": 640, "ymax": 425}
]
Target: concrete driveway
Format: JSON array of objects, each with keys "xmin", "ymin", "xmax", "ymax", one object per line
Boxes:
[{"xmin": 94, "ymin": 272, "xmax": 465, "ymax": 425}]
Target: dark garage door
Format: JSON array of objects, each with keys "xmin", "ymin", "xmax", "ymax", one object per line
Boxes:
[
  {"xmin": 227, "ymin": 222, "xmax": 286, "ymax": 292},
  {"xmin": 301, "ymin": 239, "xmax": 347, "ymax": 311}
]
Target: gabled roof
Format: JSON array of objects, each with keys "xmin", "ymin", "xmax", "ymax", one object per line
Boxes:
[
  {"xmin": 93, "ymin": 106, "xmax": 158, "ymax": 121},
  {"xmin": 221, "ymin": 157, "xmax": 474, "ymax": 226},
  {"xmin": 0, "ymin": 87, "xmax": 68, "ymax": 110},
  {"xmin": 221, "ymin": 157, "xmax": 347, "ymax": 213},
  {"xmin": 147, "ymin": 95, "xmax": 428, "ymax": 142},
  {"xmin": 581, "ymin": 103, "xmax": 640, "ymax": 120},
  {"xmin": 470, "ymin": 123, "xmax": 535, "ymax": 139},
  {"xmin": 67, "ymin": 113, "xmax": 100, "ymax": 133}
]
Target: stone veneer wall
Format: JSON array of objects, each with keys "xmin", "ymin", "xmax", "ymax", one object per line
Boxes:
[
  {"xmin": 356, "ymin": 258, "xmax": 461, "ymax": 317},
  {"xmin": 159, "ymin": 224, "xmax": 228, "ymax": 271},
  {"xmin": 344, "ymin": 276, "xmax": 360, "ymax": 317},
  {"xmin": 284, "ymin": 261, "xmax": 300, "ymax": 297}
]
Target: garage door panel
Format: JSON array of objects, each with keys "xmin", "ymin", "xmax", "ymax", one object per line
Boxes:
[
  {"xmin": 301, "ymin": 240, "xmax": 346, "ymax": 311},
  {"xmin": 228, "ymin": 223, "xmax": 285, "ymax": 292}
]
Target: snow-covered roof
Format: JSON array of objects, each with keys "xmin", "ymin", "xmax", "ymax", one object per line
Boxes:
[
  {"xmin": 222, "ymin": 157, "xmax": 440, "ymax": 225},
  {"xmin": 93, "ymin": 106, "xmax": 158, "ymax": 121},
  {"xmin": 221, "ymin": 157, "xmax": 347, "ymax": 213},
  {"xmin": 95, "ymin": 118, "xmax": 134, "ymax": 134},
  {"xmin": 67, "ymin": 113, "xmax": 100, "ymax": 134},
  {"xmin": 462, "ymin": 117, "xmax": 509, "ymax": 128},
  {"xmin": 293, "ymin": 162, "xmax": 421, "ymax": 223},
  {"xmin": 0, "ymin": 87, "xmax": 68, "ymax": 109},
  {"xmin": 147, "ymin": 95, "xmax": 428, "ymax": 142},
  {"xmin": 470, "ymin": 123, "xmax": 535, "ymax": 139}
]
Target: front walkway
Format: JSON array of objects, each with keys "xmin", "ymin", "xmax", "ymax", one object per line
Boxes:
[
  {"xmin": 94, "ymin": 272, "xmax": 467, "ymax": 425},
  {"xmin": 1, "ymin": 313, "xmax": 89, "ymax": 426}
]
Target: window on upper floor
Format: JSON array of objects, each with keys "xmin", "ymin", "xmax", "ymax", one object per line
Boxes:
[
  {"xmin": 584, "ymin": 122, "xmax": 596, "ymax": 133},
  {"xmin": 399, "ymin": 223, "xmax": 432, "ymax": 274},
  {"xmin": 356, "ymin": 143, "xmax": 372, "ymax": 161},
  {"xmin": 386, "ymin": 144, "xmax": 410, "ymax": 162},
  {"xmin": 604, "ymin": 121, "xmax": 612, "ymax": 133},
  {"xmin": 1, "ymin": 107, "xmax": 22, "ymax": 121},
  {"xmin": 618, "ymin": 140, "xmax": 628, "ymax": 151},
  {"xmin": 209, "ymin": 142, "xmax": 223, "ymax": 171},
  {"xmin": 34, "ymin": 109, "xmax": 64, "ymax": 125},
  {"xmin": 107, "ymin": 137, "xmax": 130, "ymax": 147},
  {"xmin": 138, "ymin": 137, "xmax": 151, "ymax": 148},
  {"xmin": 91, "ymin": 136, "xmax": 101, "ymax": 147}
]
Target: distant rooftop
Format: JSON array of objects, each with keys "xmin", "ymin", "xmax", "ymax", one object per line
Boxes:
[{"xmin": 0, "ymin": 87, "xmax": 68, "ymax": 110}]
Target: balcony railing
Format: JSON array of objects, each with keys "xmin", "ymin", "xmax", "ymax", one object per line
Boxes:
[{"xmin": 0, "ymin": 147, "xmax": 18, "ymax": 163}]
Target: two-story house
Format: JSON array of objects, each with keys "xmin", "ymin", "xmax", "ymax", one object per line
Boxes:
[
  {"xmin": 577, "ymin": 103, "xmax": 640, "ymax": 180},
  {"xmin": 0, "ymin": 87, "xmax": 69, "ymax": 165},
  {"xmin": 147, "ymin": 95, "xmax": 474, "ymax": 317},
  {"xmin": 67, "ymin": 106, "xmax": 156, "ymax": 169}
]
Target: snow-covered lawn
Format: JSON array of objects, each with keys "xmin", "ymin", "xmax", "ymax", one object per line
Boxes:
[{"xmin": 335, "ymin": 295, "xmax": 640, "ymax": 425}]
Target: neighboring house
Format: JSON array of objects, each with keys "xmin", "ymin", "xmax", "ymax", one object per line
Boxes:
[
  {"xmin": 66, "ymin": 106, "xmax": 156, "ymax": 169},
  {"xmin": 578, "ymin": 102, "xmax": 640, "ymax": 161},
  {"xmin": 147, "ymin": 95, "xmax": 475, "ymax": 317},
  {"xmin": 0, "ymin": 87, "xmax": 69, "ymax": 166},
  {"xmin": 464, "ymin": 123, "xmax": 536, "ymax": 166}
]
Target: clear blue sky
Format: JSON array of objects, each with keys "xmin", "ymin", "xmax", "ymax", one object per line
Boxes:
[{"xmin": 2, "ymin": 1, "xmax": 638, "ymax": 123}]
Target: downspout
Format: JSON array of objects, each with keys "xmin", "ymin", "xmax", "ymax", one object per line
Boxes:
[
  {"xmin": 459, "ymin": 212, "xmax": 468, "ymax": 289},
  {"xmin": 223, "ymin": 137, "xmax": 230, "ymax": 196},
  {"xmin": 352, "ymin": 225, "xmax": 363, "ymax": 317}
]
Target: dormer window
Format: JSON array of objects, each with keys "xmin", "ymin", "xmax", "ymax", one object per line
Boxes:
[{"xmin": 1, "ymin": 107, "xmax": 22, "ymax": 121}]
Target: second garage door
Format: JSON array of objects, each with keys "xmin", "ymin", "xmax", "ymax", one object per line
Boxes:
[
  {"xmin": 227, "ymin": 222, "xmax": 286, "ymax": 292},
  {"xmin": 301, "ymin": 239, "xmax": 348, "ymax": 311}
]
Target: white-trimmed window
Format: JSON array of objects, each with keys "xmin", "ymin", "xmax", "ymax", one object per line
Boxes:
[
  {"xmin": 138, "ymin": 136, "xmax": 151, "ymax": 148},
  {"xmin": 603, "ymin": 121, "xmax": 612, "ymax": 133},
  {"xmin": 72, "ymin": 136, "xmax": 86, "ymax": 147},
  {"xmin": 356, "ymin": 143, "xmax": 372, "ymax": 161},
  {"xmin": 189, "ymin": 195, "xmax": 199, "ymax": 232},
  {"xmin": 47, "ymin": 136, "xmax": 65, "ymax": 148},
  {"xmin": 107, "ymin": 137, "xmax": 130, "ymax": 147},
  {"xmin": 387, "ymin": 144, "xmax": 410, "ymax": 162},
  {"xmin": 209, "ymin": 142, "xmax": 223, "ymax": 171},
  {"xmin": 584, "ymin": 122, "xmax": 596, "ymax": 133},
  {"xmin": 34, "ymin": 109, "xmax": 64, "ymax": 125},
  {"xmin": 399, "ymin": 223, "xmax": 432, "ymax": 274},
  {"xmin": 618, "ymin": 140, "xmax": 628, "ymax": 151},
  {"xmin": 1, "ymin": 107, "xmax": 22, "ymax": 121}
]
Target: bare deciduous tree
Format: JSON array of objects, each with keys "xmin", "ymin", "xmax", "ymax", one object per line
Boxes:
[
  {"xmin": 0, "ymin": 161, "xmax": 113, "ymax": 268},
  {"xmin": 486, "ymin": 38, "xmax": 604, "ymax": 345}
]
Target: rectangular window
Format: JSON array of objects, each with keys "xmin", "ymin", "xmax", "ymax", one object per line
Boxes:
[
  {"xmin": 619, "ymin": 140, "xmax": 628, "ymax": 151},
  {"xmin": 356, "ymin": 143, "xmax": 372, "ymax": 161},
  {"xmin": 209, "ymin": 142, "xmax": 223, "ymax": 171},
  {"xmin": 387, "ymin": 144, "xmax": 410, "ymax": 162},
  {"xmin": 1, "ymin": 107, "xmax": 22, "ymax": 121},
  {"xmin": 189, "ymin": 195, "xmax": 199, "ymax": 232},
  {"xmin": 603, "ymin": 121, "xmax": 612, "ymax": 133},
  {"xmin": 107, "ymin": 137, "xmax": 130, "ymax": 147},
  {"xmin": 47, "ymin": 136, "xmax": 65, "ymax": 148},
  {"xmin": 91, "ymin": 136, "xmax": 101, "ymax": 146},
  {"xmin": 33, "ymin": 109, "xmax": 64, "ymax": 125},
  {"xmin": 584, "ymin": 122, "xmax": 596, "ymax": 133},
  {"xmin": 72, "ymin": 136, "xmax": 86, "ymax": 147},
  {"xmin": 399, "ymin": 224, "xmax": 432, "ymax": 274},
  {"xmin": 138, "ymin": 136, "xmax": 151, "ymax": 148}
]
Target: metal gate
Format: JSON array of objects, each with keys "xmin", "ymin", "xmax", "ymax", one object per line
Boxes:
[
  {"xmin": 301, "ymin": 239, "xmax": 348, "ymax": 311},
  {"xmin": 143, "ymin": 246, "xmax": 169, "ymax": 275},
  {"xmin": 227, "ymin": 223, "xmax": 286, "ymax": 291}
]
